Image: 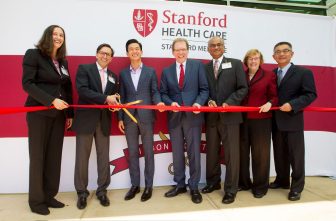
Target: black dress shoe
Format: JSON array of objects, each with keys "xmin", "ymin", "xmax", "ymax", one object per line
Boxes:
[
  {"xmin": 164, "ymin": 186, "xmax": 187, "ymax": 198},
  {"xmin": 31, "ymin": 205, "xmax": 50, "ymax": 215},
  {"xmin": 77, "ymin": 196, "xmax": 87, "ymax": 210},
  {"xmin": 141, "ymin": 187, "xmax": 153, "ymax": 202},
  {"xmin": 222, "ymin": 193, "xmax": 236, "ymax": 204},
  {"xmin": 46, "ymin": 198, "xmax": 65, "ymax": 208},
  {"xmin": 253, "ymin": 192, "xmax": 265, "ymax": 199},
  {"xmin": 288, "ymin": 191, "xmax": 301, "ymax": 201},
  {"xmin": 190, "ymin": 190, "xmax": 202, "ymax": 204},
  {"xmin": 124, "ymin": 186, "xmax": 140, "ymax": 200},
  {"xmin": 269, "ymin": 182, "xmax": 290, "ymax": 189},
  {"xmin": 98, "ymin": 194, "xmax": 110, "ymax": 207},
  {"xmin": 201, "ymin": 183, "xmax": 221, "ymax": 193}
]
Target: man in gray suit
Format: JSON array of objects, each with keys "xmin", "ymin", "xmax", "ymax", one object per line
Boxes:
[
  {"xmin": 160, "ymin": 38, "xmax": 209, "ymax": 204},
  {"xmin": 72, "ymin": 43, "xmax": 119, "ymax": 209},
  {"xmin": 118, "ymin": 39, "xmax": 163, "ymax": 202},
  {"xmin": 202, "ymin": 36, "xmax": 248, "ymax": 204}
]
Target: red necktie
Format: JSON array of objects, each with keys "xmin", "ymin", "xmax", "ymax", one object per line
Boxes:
[{"xmin": 179, "ymin": 64, "xmax": 184, "ymax": 89}]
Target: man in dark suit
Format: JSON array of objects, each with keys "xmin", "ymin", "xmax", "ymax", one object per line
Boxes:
[
  {"xmin": 72, "ymin": 43, "xmax": 119, "ymax": 209},
  {"xmin": 270, "ymin": 42, "xmax": 317, "ymax": 201},
  {"xmin": 160, "ymin": 38, "xmax": 209, "ymax": 204},
  {"xmin": 201, "ymin": 36, "xmax": 248, "ymax": 204},
  {"xmin": 118, "ymin": 39, "xmax": 163, "ymax": 202}
]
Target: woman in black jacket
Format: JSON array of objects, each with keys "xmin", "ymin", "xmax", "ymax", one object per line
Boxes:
[{"xmin": 22, "ymin": 25, "xmax": 73, "ymax": 215}]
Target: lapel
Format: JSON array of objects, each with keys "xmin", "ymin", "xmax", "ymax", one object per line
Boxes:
[
  {"xmin": 136, "ymin": 65, "xmax": 147, "ymax": 91},
  {"xmin": 183, "ymin": 60, "xmax": 192, "ymax": 89},
  {"xmin": 92, "ymin": 63, "xmax": 103, "ymax": 93},
  {"xmin": 249, "ymin": 68, "xmax": 264, "ymax": 86},
  {"xmin": 170, "ymin": 63, "xmax": 179, "ymax": 87},
  {"xmin": 104, "ymin": 70, "xmax": 114, "ymax": 95},
  {"xmin": 124, "ymin": 67, "xmax": 137, "ymax": 93},
  {"xmin": 207, "ymin": 61, "xmax": 216, "ymax": 83},
  {"xmin": 279, "ymin": 63, "xmax": 295, "ymax": 87},
  {"xmin": 217, "ymin": 57, "xmax": 227, "ymax": 79},
  {"xmin": 47, "ymin": 57, "xmax": 62, "ymax": 77}
]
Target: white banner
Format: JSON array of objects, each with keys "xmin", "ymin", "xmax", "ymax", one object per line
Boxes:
[{"xmin": 0, "ymin": 0, "xmax": 335, "ymax": 193}]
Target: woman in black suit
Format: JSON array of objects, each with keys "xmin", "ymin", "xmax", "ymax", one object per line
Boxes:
[{"xmin": 22, "ymin": 25, "xmax": 73, "ymax": 215}]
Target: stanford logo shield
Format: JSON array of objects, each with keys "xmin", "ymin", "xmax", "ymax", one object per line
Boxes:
[{"xmin": 133, "ymin": 9, "xmax": 158, "ymax": 37}]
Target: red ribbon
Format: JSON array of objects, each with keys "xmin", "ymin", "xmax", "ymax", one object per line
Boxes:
[{"xmin": 0, "ymin": 105, "xmax": 335, "ymax": 115}]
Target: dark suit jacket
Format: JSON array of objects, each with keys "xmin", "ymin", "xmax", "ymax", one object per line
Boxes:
[
  {"xmin": 242, "ymin": 67, "xmax": 278, "ymax": 119},
  {"xmin": 22, "ymin": 48, "xmax": 73, "ymax": 118},
  {"xmin": 160, "ymin": 59, "xmax": 209, "ymax": 129},
  {"xmin": 205, "ymin": 57, "xmax": 248, "ymax": 126},
  {"xmin": 273, "ymin": 63, "xmax": 317, "ymax": 131},
  {"xmin": 72, "ymin": 63, "xmax": 119, "ymax": 136},
  {"xmin": 118, "ymin": 64, "xmax": 161, "ymax": 124}
]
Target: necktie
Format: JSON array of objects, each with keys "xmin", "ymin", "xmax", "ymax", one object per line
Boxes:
[
  {"xmin": 179, "ymin": 64, "xmax": 184, "ymax": 89},
  {"xmin": 214, "ymin": 59, "xmax": 219, "ymax": 79},
  {"xmin": 277, "ymin": 69, "xmax": 283, "ymax": 86},
  {"xmin": 100, "ymin": 69, "xmax": 106, "ymax": 92}
]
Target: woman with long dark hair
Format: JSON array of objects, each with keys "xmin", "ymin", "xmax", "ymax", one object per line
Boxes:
[{"xmin": 22, "ymin": 25, "xmax": 73, "ymax": 215}]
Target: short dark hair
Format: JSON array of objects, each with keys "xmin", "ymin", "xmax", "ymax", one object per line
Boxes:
[
  {"xmin": 96, "ymin": 43, "xmax": 114, "ymax": 57},
  {"xmin": 273, "ymin": 41, "xmax": 292, "ymax": 51},
  {"xmin": 125, "ymin": 39, "xmax": 142, "ymax": 52},
  {"xmin": 36, "ymin": 25, "xmax": 67, "ymax": 60}
]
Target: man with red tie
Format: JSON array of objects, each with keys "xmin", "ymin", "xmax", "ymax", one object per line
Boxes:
[{"xmin": 160, "ymin": 38, "xmax": 209, "ymax": 204}]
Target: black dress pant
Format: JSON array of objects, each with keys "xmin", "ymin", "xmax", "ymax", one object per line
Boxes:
[
  {"xmin": 239, "ymin": 118, "xmax": 271, "ymax": 194},
  {"xmin": 205, "ymin": 123, "xmax": 240, "ymax": 194},
  {"xmin": 27, "ymin": 111, "xmax": 65, "ymax": 210},
  {"xmin": 272, "ymin": 127, "xmax": 305, "ymax": 193}
]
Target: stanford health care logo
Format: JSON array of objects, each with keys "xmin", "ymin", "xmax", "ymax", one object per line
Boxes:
[{"xmin": 133, "ymin": 9, "xmax": 158, "ymax": 37}]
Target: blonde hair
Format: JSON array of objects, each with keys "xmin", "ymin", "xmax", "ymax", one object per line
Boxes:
[{"xmin": 243, "ymin": 49, "xmax": 264, "ymax": 66}]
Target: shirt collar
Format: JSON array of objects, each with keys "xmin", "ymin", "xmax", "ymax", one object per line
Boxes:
[
  {"xmin": 213, "ymin": 55, "xmax": 224, "ymax": 63},
  {"xmin": 96, "ymin": 62, "xmax": 107, "ymax": 72},
  {"xmin": 176, "ymin": 60, "xmax": 187, "ymax": 68},
  {"xmin": 278, "ymin": 62, "xmax": 292, "ymax": 74},
  {"xmin": 130, "ymin": 63, "xmax": 143, "ymax": 72}
]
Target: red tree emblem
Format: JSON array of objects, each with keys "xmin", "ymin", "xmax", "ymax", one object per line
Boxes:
[{"xmin": 133, "ymin": 9, "xmax": 158, "ymax": 37}]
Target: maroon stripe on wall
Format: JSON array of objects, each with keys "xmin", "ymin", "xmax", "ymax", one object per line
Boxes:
[{"xmin": 0, "ymin": 55, "xmax": 335, "ymax": 138}]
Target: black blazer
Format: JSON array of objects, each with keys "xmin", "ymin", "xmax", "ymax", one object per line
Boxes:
[
  {"xmin": 22, "ymin": 48, "xmax": 74, "ymax": 118},
  {"xmin": 273, "ymin": 63, "xmax": 317, "ymax": 131},
  {"xmin": 72, "ymin": 63, "xmax": 119, "ymax": 136},
  {"xmin": 205, "ymin": 57, "xmax": 248, "ymax": 126}
]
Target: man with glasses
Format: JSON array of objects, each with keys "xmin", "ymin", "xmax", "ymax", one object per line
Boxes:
[
  {"xmin": 160, "ymin": 38, "xmax": 209, "ymax": 204},
  {"xmin": 270, "ymin": 41, "xmax": 317, "ymax": 201},
  {"xmin": 73, "ymin": 43, "xmax": 119, "ymax": 209},
  {"xmin": 201, "ymin": 36, "xmax": 247, "ymax": 204}
]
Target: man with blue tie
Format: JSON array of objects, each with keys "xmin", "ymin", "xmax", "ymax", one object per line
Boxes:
[
  {"xmin": 160, "ymin": 38, "xmax": 209, "ymax": 204},
  {"xmin": 270, "ymin": 42, "xmax": 317, "ymax": 201},
  {"xmin": 118, "ymin": 39, "xmax": 164, "ymax": 202}
]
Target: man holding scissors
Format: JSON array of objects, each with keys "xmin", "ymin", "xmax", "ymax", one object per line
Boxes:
[
  {"xmin": 73, "ymin": 43, "xmax": 119, "ymax": 209},
  {"xmin": 118, "ymin": 39, "xmax": 164, "ymax": 202}
]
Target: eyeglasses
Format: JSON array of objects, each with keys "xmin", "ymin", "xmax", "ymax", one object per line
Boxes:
[
  {"xmin": 248, "ymin": 57, "xmax": 260, "ymax": 62},
  {"xmin": 98, "ymin": 51, "xmax": 112, "ymax": 57},
  {"xmin": 209, "ymin": 43, "xmax": 223, "ymax": 48},
  {"xmin": 274, "ymin": 49, "xmax": 291, "ymax": 55}
]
